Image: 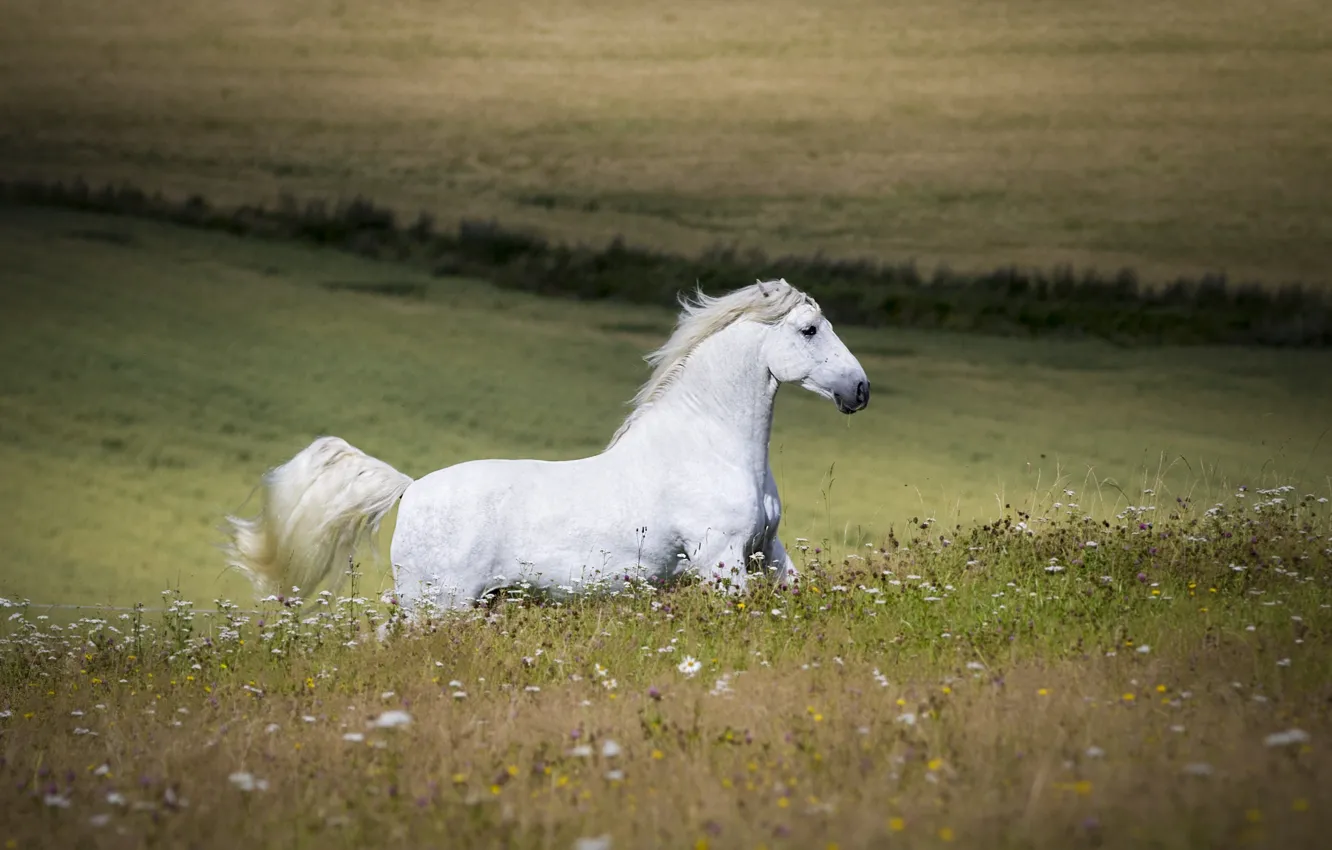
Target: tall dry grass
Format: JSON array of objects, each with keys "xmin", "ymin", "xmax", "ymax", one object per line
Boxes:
[{"xmin": 3, "ymin": 487, "xmax": 1329, "ymax": 847}]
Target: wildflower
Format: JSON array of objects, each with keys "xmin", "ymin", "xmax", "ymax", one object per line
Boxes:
[
  {"xmin": 678, "ymin": 656, "xmax": 702, "ymax": 678},
  {"xmin": 1085, "ymin": 746, "xmax": 1105, "ymax": 758},
  {"xmin": 605, "ymin": 770, "xmax": 624, "ymax": 781},
  {"xmin": 371, "ymin": 710, "xmax": 412, "ymax": 729},
  {"xmin": 601, "ymin": 740, "xmax": 622, "ymax": 758},
  {"xmin": 1136, "ymin": 645, "xmax": 1151, "ymax": 654},
  {"xmin": 896, "ymin": 713, "xmax": 917, "ymax": 726},
  {"xmin": 1263, "ymin": 729, "xmax": 1310, "ymax": 747},
  {"xmin": 570, "ymin": 745, "xmax": 593, "ymax": 758},
  {"xmin": 939, "ymin": 827, "xmax": 955, "ymax": 842},
  {"xmin": 265, "ymin": 723, "xmax": 280, "ymax": 734},
  {"xmin": 1277, "ymin": 658, "xmax": 1291, "ymax": 667},
  {"xmin": 228, "ymin": 772, "xmax": 269, "ymax": 792},
  {"xmin": 889, "ymin": 817, "xmax": 906, "ymax": 832},
  {"xmin": 342, "ymin": 732, "xmax": 365, "ymax": 743},
  {"xmin": 89, "ymin": 813, "xmax": 112, "ymax": 828},
  {"xmin": 44, "ymin": 793, "xmax": 71, "ymax": 808},
  {"xmin": 574, "ymin": 836, "xmax": 612, "ymax": 850}
]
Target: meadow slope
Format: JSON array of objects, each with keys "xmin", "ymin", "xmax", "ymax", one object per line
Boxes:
[
  {"xmin": 0, "ymin": 205, "xmax": 1329, "ymax": 608},
  {"xmin": 0, "ymin": 0, "xmax": 1329, "ymax": 285}
]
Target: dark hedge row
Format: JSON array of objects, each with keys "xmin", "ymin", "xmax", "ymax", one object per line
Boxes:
[{"xmin": 3, "ymin": 178, "xmax": 1327, "ymax": 346}]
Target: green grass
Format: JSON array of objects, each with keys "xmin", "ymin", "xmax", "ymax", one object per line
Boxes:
[
  {"xmin": 1, "ymin": 205, "xmax": 1330, "ymax": 608},
  {"xmin": 0, "ymin": 0, "xmax": 1328, "ymax": 286}
]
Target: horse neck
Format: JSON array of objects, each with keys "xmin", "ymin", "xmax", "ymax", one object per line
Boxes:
[{"xmin": 626, "ymin": 322, "xmax": 777, "ymax": 474}]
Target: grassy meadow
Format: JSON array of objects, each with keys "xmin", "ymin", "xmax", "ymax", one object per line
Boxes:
[
  {"xmin": 1, "ymin": 205, "xmax": 1329, "ymax": 608},
  {"xmin": 0, "ymin": 0, "xmax": 1329, "ymax": 286},
  {"xmin": 2, "ymin": 482, "xmax": 1329, "ymax": 848}
]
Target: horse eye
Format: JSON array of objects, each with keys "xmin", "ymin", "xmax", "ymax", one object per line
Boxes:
[{"xmin": 800, "ymin": 325, "xmax": 818, "ymax": 338}]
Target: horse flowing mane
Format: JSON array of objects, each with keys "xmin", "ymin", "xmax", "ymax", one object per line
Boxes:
[{"xmin": 607, "ymin": 279, "xmax": 818, "ymax": 447}]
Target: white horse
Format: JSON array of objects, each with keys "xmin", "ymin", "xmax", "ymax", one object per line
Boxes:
[{"xmin": 225, "ymin": 279, "xmax": 869, "ymax": 611}]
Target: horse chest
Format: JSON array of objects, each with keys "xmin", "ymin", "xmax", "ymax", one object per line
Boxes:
[{"xmin": 674, "ymin": 475, "xmax": 769, "ymax": 539}]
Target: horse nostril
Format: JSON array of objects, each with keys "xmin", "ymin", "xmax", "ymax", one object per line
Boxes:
[{"xmin": 856, "ymin": 380, "xmax": 869, "ymax": 404}]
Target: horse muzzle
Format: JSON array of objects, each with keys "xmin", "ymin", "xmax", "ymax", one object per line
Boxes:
[{"xmin": 835, "ymin": 380, "xmax": 870, "ymax": 414}]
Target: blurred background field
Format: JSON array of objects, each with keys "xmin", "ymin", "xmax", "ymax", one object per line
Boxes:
[
  {"xmin": 2, "ymin": 206, "xmax": 1329, "ymax": 607},
  {"xmin": 0, "ymin": 0, "xmax": 1329, "ymax": 286}
]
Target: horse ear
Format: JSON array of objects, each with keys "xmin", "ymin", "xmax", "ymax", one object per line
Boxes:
[{"xmin": 757, "ymin": 279, "xmax": 770, "ymax": 298}]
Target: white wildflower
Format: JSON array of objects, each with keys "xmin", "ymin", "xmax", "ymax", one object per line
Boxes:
[
  {"xmin": 1263, "ymin": 729, "xmax": 1310, "ymax": 747},
  {"xmin": 228, "ymin": 772, "xmax": 269, "ymax": 792},
  {"xmin": 371, "ymin": 710, "xmax": 412, "ymax": 729}
]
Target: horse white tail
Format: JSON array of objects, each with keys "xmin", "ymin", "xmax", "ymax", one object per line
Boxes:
[{"xmin": 225, "ymin": 436, "xmax": 413, "ymax": 597}]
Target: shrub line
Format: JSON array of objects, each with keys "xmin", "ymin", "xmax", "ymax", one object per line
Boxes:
[{"xmin": 2, "ymin": 177, "xmax": 1326, "ymax": 346}]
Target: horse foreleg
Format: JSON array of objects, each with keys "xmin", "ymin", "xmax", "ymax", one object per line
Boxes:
[
  {"xmin": 766, "ymin": 536, "xmax": 799, "ymax": 587},
  {"xmin": 688, "ymin": 533, "xmax": 751, "ymax": 594}
]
